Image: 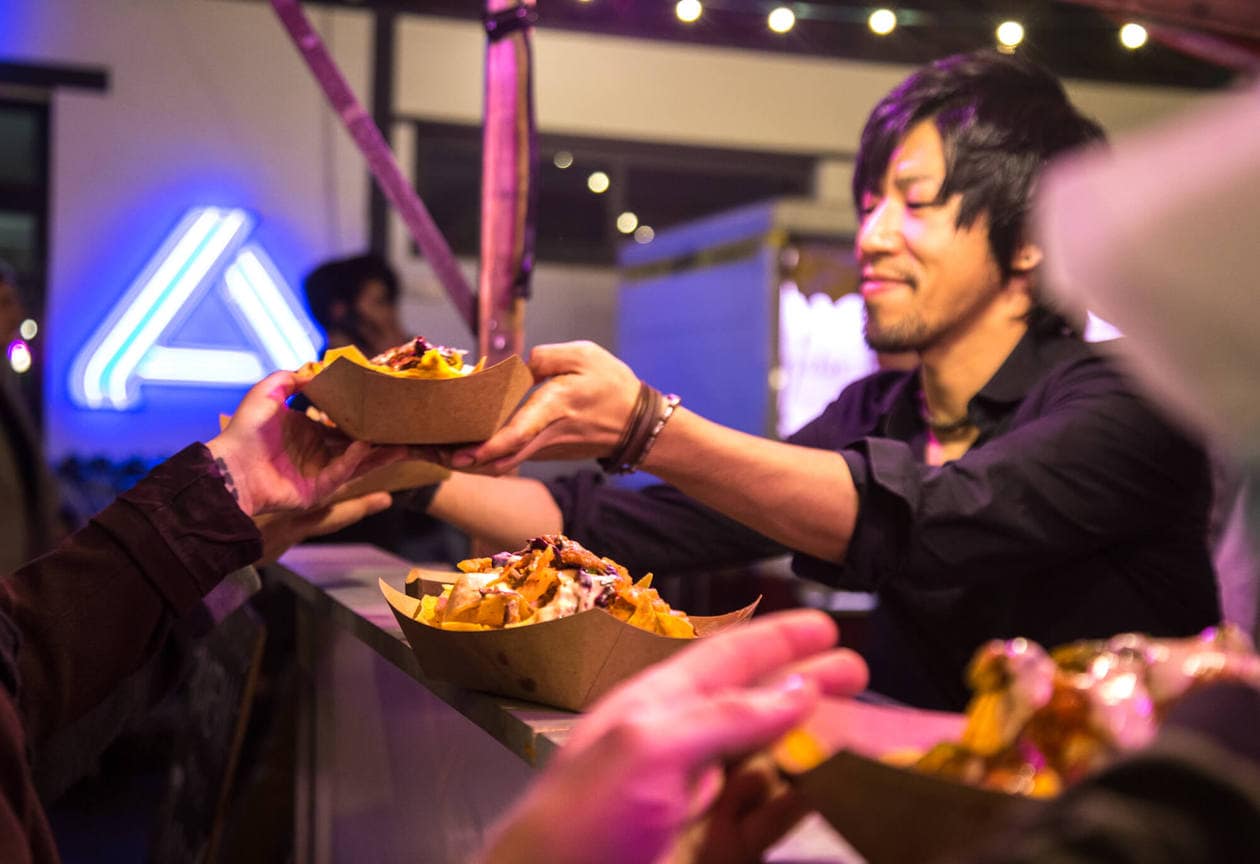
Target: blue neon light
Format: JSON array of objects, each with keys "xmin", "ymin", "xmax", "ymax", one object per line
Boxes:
[{"xmin": 70, "ymin": 207, "xmax": 320, "ymax": 409}]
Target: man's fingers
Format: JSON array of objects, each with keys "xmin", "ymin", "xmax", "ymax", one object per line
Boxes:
[
  {"xmin": 765, "ymin": 648, "xmax": 870, "ymax": 698},
  {"xmin": 724, "ymin": 785, "xmax": 808, "ymax": 862},
  {"xmin": 356, "ymin": 444, "xmax": 412, "ymax": 475},
  {"xmin": 651, "ymin": 678, "xmax": 820, "ymax": 768},
  {"xmin": 258, "ymin": 369, "xmax": 301, "ymax": 406},
  {"xmin": 643, "ymin": 610, "xmax": 840, "ymax": 699},
  {"xmin": 457, "ymin": 398, "xmax": 559, "ymax": 467},
  {"xmin": 571, "ymin": 611, "xmax": 841, "ymax": 754},
  {"xmin": 305, "ymin": 492, "xmax": 393, "ymax": 537},
  {"xmin": 309, "ymin": 440, "xmax": 374, "ymax": 502},
  {"xmin": 527, "ymin": 341, "xmax": 595, "ymax": 379}
]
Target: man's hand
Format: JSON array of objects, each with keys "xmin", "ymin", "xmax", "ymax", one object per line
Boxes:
[
  {"xmin": 207, "ymin": 371, "xmax": 410, "ymax": 517},
  {"xmin": 255, "ymin": 491, "xmax": 394, "ymax": 565},
  {"xmin": 480, "ymin": 610, "xmax": 869, "ymax": 864},
  {"xmin": 453, "ymin": 341, "xmax": 641, "ymax": 473}
]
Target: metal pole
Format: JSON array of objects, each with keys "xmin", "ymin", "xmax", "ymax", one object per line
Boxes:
[
  {"xmin": 479, "ymin": 0, "xmax": 539, "ymax": 365},
  {"xmin": 269, "ymin": 0, "xmax": 478, "ymax": 333}
]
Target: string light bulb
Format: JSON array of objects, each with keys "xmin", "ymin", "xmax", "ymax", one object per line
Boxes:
[
  {"xmin": 587, "ymin": 171, "xmax": 610, "ymax": 194},
  {"xmin": 8, "ymin": 340, "xmax": 31, "ymax": 374},
  {"xmin": 1119, "ymin": 22, "xmax": 1148, "ymax": 50},
  {"xmin": 868, "ymin": 8, "xmax": 897, "ymax": 36},
  {"xmin": 768, "ymin": 6, "xmax": 795, "ymax": 34},
  {"xmin": 616, "ymin": 211, "xmax": 639, "ymax": 234},
  {"xmin": 996, "ymin": 20, "xmax": 1025, "ymax": 51},
  {"xmin": 675, "ymin": 0, "xmax": 702, "ymax": 24}
]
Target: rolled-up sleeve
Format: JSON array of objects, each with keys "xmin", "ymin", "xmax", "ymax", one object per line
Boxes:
[{"xmin": 1, "ymin": 443, "xmax": 261, "ymax": 744}]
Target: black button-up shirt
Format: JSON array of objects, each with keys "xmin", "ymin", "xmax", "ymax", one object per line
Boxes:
[{"xmin": 548, "ymin": 328, "xmax": 1221, "ymax": 711}]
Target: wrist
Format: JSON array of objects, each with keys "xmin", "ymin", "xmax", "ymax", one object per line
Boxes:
[
  {"xmin": 205, "ymin": 436, "xmax": 257, "ymax": 517},
  {"xmin": 598, "ymin": 384, "xmax": 680, "ymax": 476}
]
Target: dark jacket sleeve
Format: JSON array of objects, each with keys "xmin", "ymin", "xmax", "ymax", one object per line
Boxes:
[
  {"xmin": 541, "ymin": 375, "xmax": 899, "ymax": 577},
  {"xmin": 0, "ymin": 443, "xmax": 262, "ymax": 746}
]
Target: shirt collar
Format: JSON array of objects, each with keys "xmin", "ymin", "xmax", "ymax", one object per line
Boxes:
[
  {"xmin": 973, "ymin": 327, "xmax": 1051, "ymax": 407},
  {"xmin": 882, "ymin": 326, "xmax": 1086, "ymax": 440}
]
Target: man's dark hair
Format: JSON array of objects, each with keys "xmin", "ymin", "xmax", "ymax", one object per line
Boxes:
[
  {"xmin": 853, "ymin": 50, "xmax": 1105, "ymax": 333},
  {"xmin": 302, "ymin": 252, "xmax": 400, "ymax": 331}
]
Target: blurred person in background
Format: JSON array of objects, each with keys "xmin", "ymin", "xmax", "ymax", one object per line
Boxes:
[
  {"xmin": 303, "ymin": 252, "xmax": 409, "ymax": 358},
  {"xmin": 0, "ymin": 260, "xmax": 62, "ymax": 574},
  {"xmin": 300, "ymin": 252, "xmax": 463, "ymax": 564}
]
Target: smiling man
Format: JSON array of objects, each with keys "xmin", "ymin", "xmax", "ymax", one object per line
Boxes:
[{"xmin": 427, "ymin": 51, "xmax": 1221, "ymax": 711}]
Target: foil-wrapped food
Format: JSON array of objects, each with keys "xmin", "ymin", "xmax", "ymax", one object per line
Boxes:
[{"xmin": 911, "ymin": 625, "xmax": 1260, "ymax": 796}]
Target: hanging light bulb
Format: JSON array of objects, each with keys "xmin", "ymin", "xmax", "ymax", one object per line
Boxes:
[
  {"xmin": 868, "ymin": 9, "xmax": 897, "ymax": 36},
  {"xmin": 1119, "ymin": 22, "xmax": 1148, "ymax": 50},
  {"xmin": 996, "ymin": 20, "xmax": 1025, "ymax": 51},
  {"xmin": 587, "ymin": 171, "xmax": 610, "ymax": 194},
  {"xmin": 768, "ymin": 6, "xmax": 795, "ymax": 34},
  {"xmin": 676, "ymin": 0, "xmax": 702, "ymax": 24}
]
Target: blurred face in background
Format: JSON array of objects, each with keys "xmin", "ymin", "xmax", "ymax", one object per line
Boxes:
[{"xmin": 353, "ymin": 278, "xmax": 407, "ymax": 357}]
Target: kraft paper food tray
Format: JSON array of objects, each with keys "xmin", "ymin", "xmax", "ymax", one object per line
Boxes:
[
  {"xmin": 380, "ymin": 578, "xmax": 759, "ymax": 711},
  {"xmin": 775, "ymin": 699, "xmax": 1045, "ymax": 863},
  {"xmin": 219, "ymin": 415, "xmax": 449, "ymax": 502},
  {"xmin": 301, "ymin": 355, "xmax": 534, "ymax": 444}
]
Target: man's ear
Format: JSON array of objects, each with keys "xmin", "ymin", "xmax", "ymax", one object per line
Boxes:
[{"xmin": 1010, "ymin": 241, "xmax": 1044, "ymax": 274}]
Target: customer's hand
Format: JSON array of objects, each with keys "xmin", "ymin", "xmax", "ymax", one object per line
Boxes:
[
  {"xmin": 207, "ymin": 371, "xmax": 410, "ymax": 517},
  {"xmin": 255, "ymin": 491, "xmax": 394, "ymax": 565},
  {"xmin": 480, "ymin": 609, "xmax": 869, "ymax": 864},
  {"xmin": 453, "ymin": 341, "xmax": 641, "ymax": 473}
]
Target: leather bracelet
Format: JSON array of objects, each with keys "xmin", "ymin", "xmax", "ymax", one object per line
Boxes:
[
  {"xmin": 599, "ymin": 382, "xmax": 661, "ymax": 475},
  {"xmin": 600, "ymin": 382, "xmax": 649, "ymax": 474},
  {"xmin": 628, "ymin": 393, "xmax": 680, "ymax": 472},
  {"xmin": 617, "ymin": 386, "xmax": 662, "ymax": 471}
]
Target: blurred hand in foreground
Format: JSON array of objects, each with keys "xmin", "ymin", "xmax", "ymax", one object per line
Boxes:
[
  {"xmin": 207, "ymin": 370, "xmax": 411, "ymax": 517},
  {"xmin": 453, "ymin": 341, "xmax": 641, "ymax": 473},
  {"xmin": 479, "ymin": 609, "xmax": 869, "ymax": 864}
]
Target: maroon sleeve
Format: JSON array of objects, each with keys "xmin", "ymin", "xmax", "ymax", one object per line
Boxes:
[{"xmin": 0, "ymin": 443, "xmax": 262, "ymax": 746}]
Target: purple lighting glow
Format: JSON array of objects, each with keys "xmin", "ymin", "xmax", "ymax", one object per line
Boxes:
[{"xmin": 8, "ymin": 340, "xmax": 32, "ymax": 374}]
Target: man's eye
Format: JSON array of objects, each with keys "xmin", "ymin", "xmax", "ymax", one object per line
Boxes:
[{"xmin": 905, "ymin": 200, "xmax": 935, "ymax": 210}]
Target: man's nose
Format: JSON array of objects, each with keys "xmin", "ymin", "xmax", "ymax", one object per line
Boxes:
[{"xmin": 857, "ymin": 201, "xmax": 901, "ymax": 258}]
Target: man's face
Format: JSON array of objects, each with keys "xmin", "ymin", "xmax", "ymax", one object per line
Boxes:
[
  {"xmin": 0, "ymin": 279, "xmax": 23, "ymax": 343},
  {"xmin": 353, "ymin": 278, "xmax": 403, "ymax": 355},
  {"xmin": 856, "ymin": 119, "xmax": 1007, "ymax": 353}
]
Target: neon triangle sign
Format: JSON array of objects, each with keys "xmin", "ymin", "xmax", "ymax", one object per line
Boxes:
[{"xmin": 70, "ymin": 207, "xmax": 320, "ymax": 409}]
